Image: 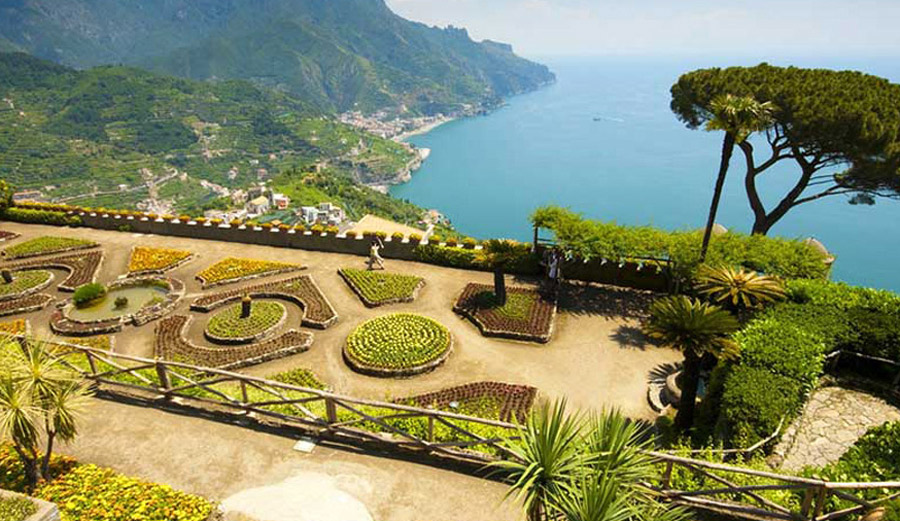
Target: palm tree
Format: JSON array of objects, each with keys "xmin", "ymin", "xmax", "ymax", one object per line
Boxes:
[
  {"xmin": 700, "ymin": 95, "xmax": 775, "ymax": 261},
  {"xmin": 492, "ymin": 399, "xmax": 586, "ymax": 521},
  {"xmin": 644, "ymin": 296, "xmax": 740, "ymax": 430},
  {"xmin": 478, "ymin": 239, "xmax": 523, "ymax": 306},
  {"xmin": 0, "ymin": 338, "xmax": 92, "ymax": 488},
  {"xmin": 695, "ymin": 265, "xmax": 786, "ymax": 311}
]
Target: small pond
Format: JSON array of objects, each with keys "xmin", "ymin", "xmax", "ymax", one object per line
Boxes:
[{"xmin": 67, "ymin": 285, "xmax": 169, "ymax": 321}]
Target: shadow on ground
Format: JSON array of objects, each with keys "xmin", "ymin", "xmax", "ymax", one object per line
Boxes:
[{"xmin": 557, "ymin": 282, "xmax": 656, "ymax": 319}]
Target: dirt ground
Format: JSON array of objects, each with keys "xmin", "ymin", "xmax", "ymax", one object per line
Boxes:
[{"xmin": 3, "ymin": 220, "xmax": 681, "ymax": 419}]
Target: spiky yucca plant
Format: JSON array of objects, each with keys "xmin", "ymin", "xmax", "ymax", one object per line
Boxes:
[
  {"xmin": 695, "ymin": 265, "xmax": 786, "ymax": 311},
  {"xmin": 644, "ymin": 296, "xmax": 740, "ymax": 430}
]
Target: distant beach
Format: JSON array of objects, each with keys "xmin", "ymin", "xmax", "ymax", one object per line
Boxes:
[{"xmin": 394, "ymin": 116, "xmax": 455, "ymax": 142}]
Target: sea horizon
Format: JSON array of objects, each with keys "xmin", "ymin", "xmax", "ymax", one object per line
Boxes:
[{"xmin": 391, "ymin": 55, "xmax": 900, "ymax": 292}]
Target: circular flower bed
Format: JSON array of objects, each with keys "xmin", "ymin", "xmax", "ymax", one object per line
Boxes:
[
  {"xmin": 344, "ymin": 313, "xmax": 452, "ymax": 377},
  {"xmin": 205, "ymin": 301, "xmax": 287, "ymax": 344}
]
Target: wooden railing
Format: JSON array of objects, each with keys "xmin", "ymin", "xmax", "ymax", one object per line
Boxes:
[{"xmin": 30, "ymin": 338, "xmax": 900, "ymax": 521}]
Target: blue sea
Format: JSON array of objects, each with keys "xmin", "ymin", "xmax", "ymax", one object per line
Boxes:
[{"xmin": 391, "ymin": 55, "xmax": 900, "ymax": 292}]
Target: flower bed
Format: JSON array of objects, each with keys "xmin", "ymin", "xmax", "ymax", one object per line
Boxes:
[
  {"xmin": 399, "ymin": 382, "xmax": 538, "ymax": 423},
  {"xmin": 0, "ymin": 294, "xmax": 53, "ymax": 318},
  {"xmin": 0, "ymin": 231, "xmax": 19, "ymax": 242},
  {"xmin": 196, "ymin": 257, "xmax": 305, "ymax": 287},
  {"xmin": 1, "ymin": 236, "xmax": 97, "ymax": 260},
  {"xmin": 0, "ymin": 269, "xmax": 53, "ymax": 301},
  {"xmin": 205, "ymin": 301, "xmax": 286, "ymax": 344},
  {"xmin": 0, "ymin": 445, "xmax": 213, "ymax": 521},
  {"xmin": 191, "ymin": 274, "xmax": 338, "ymax": 329},
  {"xmin": 50, "ymin": 309, "xmax": 123, "ymax": 336},
  {"xmin": 128, "ymin": 246, "xmax": 193, "ymax": 275},
  {"xmin": 344, "ymin": 313, "xmax": 452, "ymax": 377},
  {"xmin": 5, "ymin": 251, "xmax": 103, "ymax": 291},
  {"xmin": 453, "ymin": 283, "xmax": 556, "ymax": 343},
  {"xmin": 155, "ymin": 315, "xmax": 314, "ymax": 370},
  {"xmin": 338, "ymin": 268, "xmax": 425, "ymax": 307},
  {"xmin": 0, "ymin": 318, "xmax": 28, "ymax": 336},
  {"xmin": 0, "ymin": 495, "xmax": 36, "ymax": 521}
]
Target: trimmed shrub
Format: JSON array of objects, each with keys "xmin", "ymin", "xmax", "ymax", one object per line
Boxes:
[
  {"xmin": 413, "ymin": 243, "xmax": 541, "ymax": 276},
  {"xmin": 720, "ymin": 366, "xmax": 806, "ymax": 448},
  {"xmin": 391, "ymin": 232, "xmax": 405, "ymax": 241},
  {"xmin": 2, "ymin": 207, "xmax": 81, "ymax": 226},
  {"xmin": 734, "ymin": 319, "xmax": 826, "ymax": 391},
  {"xmin": 73, "ymin": 283, "xmax": 106, "ymax": 306},
  {"xmin": 409, "ymin": 233, "xmax": 422, "ymax": 243}
]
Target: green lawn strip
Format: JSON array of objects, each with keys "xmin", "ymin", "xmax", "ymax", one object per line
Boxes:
[
  {"xmin": 2, "ymin": 236, "xmax": 97, "ymax": 259},
  {"xmin": 339, "ymin": 268, "xmax": 424, "ymax": 306},
  {"xmin": 0, "ymin": 270, "xmax": 53, "ymax": 297}
]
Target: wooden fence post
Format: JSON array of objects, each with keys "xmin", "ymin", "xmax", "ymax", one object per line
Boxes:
[
  {"xmin": 532, "ymin": 226, "xmax": 539, "ymax": 252},
  {"xmin": 325, "ymin": 397, "xmax": 337, "ymax": 424},
  {"xmin": 427, "ymin": 415, "xmax": 435, "ymax": 443},
  {"xmin": 240, "ymin": 380, "xmax": 249, "ymax": 406},
  {"xmin": 800, "ymin": 487, "xmax": 815, "ymax": 519},
  {"xmin": 155, "ymin": 360, "xmax": 171, "ymax": 399},
  {"xmin": 812, "ymin": 486, "xmax": 829, "ymax": 520},
  {"xmin": 661, "ymin": 460, "xmax": 674, "ymax": 489},
  {"xmin": 85, "ymin": 351, "xmax": 98, "ymax": 376}
]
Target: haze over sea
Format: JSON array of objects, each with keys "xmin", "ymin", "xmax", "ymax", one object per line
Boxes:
[{"xmin": 391, "ymin": 56, "xmax": 900, "ymax": 292}]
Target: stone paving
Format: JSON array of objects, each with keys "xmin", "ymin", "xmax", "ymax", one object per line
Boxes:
[{"xmin": 773, "ymin": 386, "xmax": 900, "ymax": 472}]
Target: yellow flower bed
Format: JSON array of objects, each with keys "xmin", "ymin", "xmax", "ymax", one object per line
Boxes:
[
  {"xmin": 128, "ymin": 247, "xmax": 193, "ymax": 274},
  {"xmin": 0, "ymin": 318, "xmax": 27, "ymax": 335},
  {"xmin": 196, "ymin": 257, "xmax": 304, "ymax": 286}
]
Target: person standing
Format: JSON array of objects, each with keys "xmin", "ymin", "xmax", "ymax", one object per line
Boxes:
[{"xmin": 368, "ymin": 237, "xmax": 385, "ymax": 270}]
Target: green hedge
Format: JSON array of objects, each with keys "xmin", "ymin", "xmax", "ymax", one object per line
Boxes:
[
  {"xmin": 73, "ymin": 283, "xmax": 106, "ymax": 305},
  {"xmin": 1, "ymin": 207, "xmax": 82, "ymax": 227},
  {"xmin": 531, "ymin": 206, "xmax": 830, "ymax": 280},
  {"xmin": 708, "ymin": 279, "xmax": 900, "ymax": 449},
  {"xmin": 412, "ymin": 243, "xmax": 541, "ymax": 275}
]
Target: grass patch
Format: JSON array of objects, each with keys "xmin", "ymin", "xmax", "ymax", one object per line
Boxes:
[
  {"xmin": 2, "ymin": 236, "xmax": 96, "ymax": 259},
  {"xmin": 269, "ymin": 368, "xmax": 327, "ymax": 390}
]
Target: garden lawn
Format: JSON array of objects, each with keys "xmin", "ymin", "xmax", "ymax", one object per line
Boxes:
[
  {"xmin": 0, "ymin": 445, "xmax": 213, "ymax": 521},
  {"xmin": 339, "ymin": 268, "xmax": 424, "ymax": 307},
  {"xmin": 0, "ymin": 270, "xmax": 52, "ymax": 298},
  {"xmin": 1, "ymin": 236, "xmax": 96, "ymax": 259},
  {"xmin": 206, "ymin": 301, "xmax": 286, "ymax": 341},
  {"xmin": 454, "ymin": 283, "xmax": 555, "ymax": 343}
]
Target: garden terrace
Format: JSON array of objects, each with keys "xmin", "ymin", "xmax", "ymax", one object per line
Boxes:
[
  {"xmin": 0, "ymin": 235, "xmax": 97, "ymax": 259},
  {"xmin": 154, "ymin": 314, "xmax": 314, "ymax": 370},
  {"xmin": 0, "ymin": 293, "xmax": 53, "ymax": 317},
  {"xmin": 3, "ymin": 250, "xmax": 103, "ymax": 291},
  {"xmin": 204, "ymin": 301, "xmax": 287, "ymax": 344},
  {"xmin": 399, "ymin": 382, "xmax": 537, "ymax": 423},
  {"xmin": 195, "ymin": 257, "xmax": 305, "ymax": 288},
  {"xmin": 128, "ymin": 246, "xmax": 193, "ymax": 275},
  {"xmin": 338, "ymin": 268, "xmax": 425, "ymax": 307},
  {"xmin": 344, "ymin": 313, "xmax": 453, "ymax": 377},
  {"xmin": 191, "ymin": 274, "xmax": 338, "ymax": 329},
  {"xmin": 0, "ymin": 230, "xmax": 19, "ymax": 242},
  {"xmin": 454, "ymin": 283, "xmax": 556, "ymax": 343},
  {"xmin": 0, "ymin": 269, "xmax": 53, "ymax": 300}
]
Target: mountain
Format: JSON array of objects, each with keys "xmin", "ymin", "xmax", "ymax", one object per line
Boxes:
[
  {"xmin": 0, "ymin": 0, "xmax": 555, "ymax": 113},
  {"xmin": 0, "ymin": 52, "xmax": 428, "ymax": 224}
]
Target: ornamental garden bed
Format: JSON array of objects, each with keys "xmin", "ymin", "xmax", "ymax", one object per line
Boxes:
[
  {"xmin": 204, "ymin": 301, "xmax": 287, "ymax": 344},
  {"xmin": 0, "ymin": 230, "xmax": 20, "ymax": 242},
  {"xmin": 0, "ymin": 236, "xmax": 97, "ymax": 260},
  {"xmin": 192, "ymin": 274, "xmax": 338, "ymax": 329},
  {"xmin": 338, "ymin": 268, "xmax": 425, "ymax": 307},
  {"xmin": 398, "ymin": 382, "xmax": 538, "ymax": 423},
  {"xmin": 343, "ymin": 313, "xmax": 452, "ymax": 377},
  {"xmin": 453, "ymin": 283, "xmax": 556, "ymax": 343},
  {"xmin": 155, "ymin": 314, "xmax": 314, "ymax": 370},
  {"xmin": 50, "ymin": 309, "xmax": 123, "ymax": 336},
  {"xmin": 0, "ymin": 318, "xmax": 29, "ymax": 336},
  {"xmin": 4, "ymin": 251, "xmax": 104, "ymax": 291},
  {"xmin": 0, "ymin": 294, "xmax": 53, "ymax": 318},
  {"xmin": 127, "ymin": 246, "xmax": 193, "ymax": 275},
  {"xmin": 0, "ymin": 269, "xmax": 53, "ymax": 301},
  {"xmin": 196, "ymin": 257, "xmax": 305, "ymax": 288}
]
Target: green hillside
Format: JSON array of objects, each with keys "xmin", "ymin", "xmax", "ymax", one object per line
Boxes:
[
  {"xmin": 0, "ymin": 0, "xmax": 555, "ymax": 114},
  {"xmin": 0, "ymin": 52, "xmax": 425, "ymax": 223}
]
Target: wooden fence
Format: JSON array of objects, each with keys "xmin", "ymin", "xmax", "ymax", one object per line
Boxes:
[{"xmin": 32, "ymin": 339, "xmax": 900, "ymax": 521}]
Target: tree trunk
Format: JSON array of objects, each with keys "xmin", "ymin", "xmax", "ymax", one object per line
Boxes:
[
  {"xmin": 675, "ymin": 350, "xmax": 702, "ymax": 430},
  {"xmin": 494, "ymin": 269, "xmax": 507, "ymax": 306},
  {"xmin": 12, "ymin": 444, "xmax": 41, "ymax": 490},
  {"xmin": 700, "ymin": 133, "xmax": 736, "ymax": 261},
  {"xmin": 41, "ymin": 431, "xmax": 56, "ymax": 480}
]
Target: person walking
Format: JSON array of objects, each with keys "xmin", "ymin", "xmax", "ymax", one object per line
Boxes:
[{"xmin": 368, "ymin": 237, "xmax": 385, "ymax": 270}]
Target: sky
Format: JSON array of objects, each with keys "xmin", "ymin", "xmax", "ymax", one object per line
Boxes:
[{"xmin": 386, "ymin": 0, "xmax": 900, "ymax": 59}]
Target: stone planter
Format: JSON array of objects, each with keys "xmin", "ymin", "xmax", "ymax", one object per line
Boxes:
[{"xmin": 0, "ymin": 489, "xmax": 60, "ymax": 521}]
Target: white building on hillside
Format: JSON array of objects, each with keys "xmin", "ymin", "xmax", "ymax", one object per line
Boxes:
[{"xmin": 299, "ymin": 202, "xmax": 345, "ymax": 226}]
